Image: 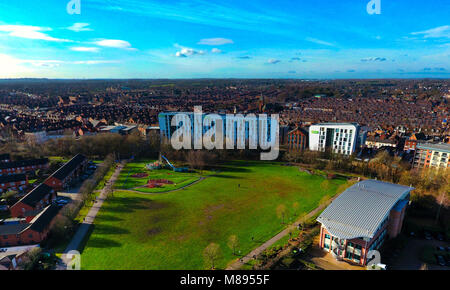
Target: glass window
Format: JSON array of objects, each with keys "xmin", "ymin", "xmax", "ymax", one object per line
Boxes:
[{"xmin": 346, "ymin": 251, "xmax": 353, "ymax": 259}]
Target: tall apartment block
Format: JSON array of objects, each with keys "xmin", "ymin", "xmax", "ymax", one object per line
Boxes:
[
  {"xmin": 309, "ymin": 123, "xmax": 359, "ymax": 155},
  {"xmin": 413, "ymin": 142, "xmax": 450, "ymax": 170}
]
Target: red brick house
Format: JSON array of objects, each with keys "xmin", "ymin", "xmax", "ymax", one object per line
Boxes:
[
  {"xmin": 0, "ymin": 174, "xmax": 29, "ymax": 194},
  {"xmin": 404, "ymin": 132, "xmax": 426, "ymax": 151},
  {"xmin": 44, "ymin": 154, "xmax": 87, "ymax": 191},
  {"xmin": 0, "ymin": 204, "xmax": 59, "ymax": 247},
  {"xmin": 9, "ymin": 184, "xmax": 56, "ymax": 218},
  {"xmin": 0, "ymin": 158, "xmax": 49, "ymax": 176},
  {"xmin": 287, "ymin": 127, "xmax": 308, "ymax": 151}
]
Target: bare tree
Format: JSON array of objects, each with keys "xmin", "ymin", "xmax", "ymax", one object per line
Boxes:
[
  {"xmin": 297, "ymin": 212, "xmax": 307, "ymax": 231},
  {"xmin": 227, "ymin": 235, "xmax": 239, "ymax": 256},
  {"xmin": 276, "ymin": 204, "xmax": 287, "ymax": 224},
  {"xmin": 292, "ymin": 201, "xmax": 299, "ymax": 216},
  {"xmin": 203, "ymin": 243, "xmax": 221, "ymax": 269}
]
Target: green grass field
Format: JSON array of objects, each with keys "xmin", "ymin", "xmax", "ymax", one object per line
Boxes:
[
  {"xmin": 114, "ymin": 160, "xmax": 205, "ymax": 193},
  {"xmin": 80, "ymin": 160, "xmax": 349, "ymax": 270}
]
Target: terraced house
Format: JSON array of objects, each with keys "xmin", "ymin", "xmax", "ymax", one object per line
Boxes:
[
  {"xmin": 317, "ymin": 180, "xmax": 413, "ymax": 266},
  {"xmin": 0, "ymin": 158, "xmax": 49, "ymax": 175},
  {"xmin": 0, "ymin": 204, "xmax": 59, "ymax": 247},
  {"xmin": 9, "ymin": 184, "xmax": 56, "ymax": 219},
  {"xmin": 44, "ymin": 154, "xmax": 88, "ymax": 191},
  {"xmin": 0, "ymin": 174, "xmax": 28, "ymax": 193}
]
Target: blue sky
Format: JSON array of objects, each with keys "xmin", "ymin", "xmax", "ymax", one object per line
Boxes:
[{"xmin": 0, "ymin": 0, "xmax": 449, "ymax": 78}]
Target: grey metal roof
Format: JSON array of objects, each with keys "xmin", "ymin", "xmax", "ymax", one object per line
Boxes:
[
  {"xmin": 417, "ymin": 142, "xmax": 450, "ymax": 153},
  {"xmin": 317, "ymin": 180, "xmax": 413, "ymax": 240}
]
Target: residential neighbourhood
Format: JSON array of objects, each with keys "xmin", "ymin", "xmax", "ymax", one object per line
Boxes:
[
  {"xmin": 0, "ymin": 0, "xmax": 448, "ymax": 282},
  {"xmin": 0, "ymin": 78, "xmax": 448, "ymax": 271}
]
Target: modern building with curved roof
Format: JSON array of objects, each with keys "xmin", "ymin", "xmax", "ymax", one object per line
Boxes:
[{"xmin": 317, "ymin": 179, "xmax": 413, "ymax": 266}]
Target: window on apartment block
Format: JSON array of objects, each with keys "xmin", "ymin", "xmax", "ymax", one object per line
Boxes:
[{"xmin": 346, "ymin": 251, "xmax": 353, "ymax": 260}]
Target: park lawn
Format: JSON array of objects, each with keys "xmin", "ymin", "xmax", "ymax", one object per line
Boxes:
[
  {"xmin": 95, "ymin": 164, "xmax": 116, "ymax": 190},
  {"xmin": 49, "ymin": 156, "xmax": 68, "ymax": 162},
  {"xmin": 114, "ymin": 160, "xmax": 206, "ymax": 193},
  {"xmin": 80, "ymin": 161, "xmax": 348, "ymax": 270}
]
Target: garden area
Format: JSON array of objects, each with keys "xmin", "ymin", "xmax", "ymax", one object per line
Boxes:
[
  {"xmin": 80, "ymin": 160, "xmax": 350, "ymax": 269},
  {"xmin": 113, "ymin": 160, "xmax": 207, "ymax": 193}
]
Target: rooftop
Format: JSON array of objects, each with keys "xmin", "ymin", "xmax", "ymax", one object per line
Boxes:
[
  {"xmin": 0, "ymin": 158, "xmax": 49, "ymax": 170},
  {"xmin": 49, "ymin": 154, "xmax": 86, "ymax": 181},
  {"xmin": 15, "ymin": 183, "xmax": 54, "ymax": 207},
  {"xmin": 311, "ymin": 123, "xmax": 359, "ymax": 127},
  {"xmin": 416, "ymin": 142, "xmax": 450, "ymax": 153},
  {"xmin": 0, "ymin": 174, "xmax": 27, "ymax": 184},
  {"xmin": 317, "ymin": 180, "xmax": 413, "ymax": 240}
]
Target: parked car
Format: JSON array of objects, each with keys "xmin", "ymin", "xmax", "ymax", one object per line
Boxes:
[
  {"xmin": 436, "ymin": 255, "xmax": 446, "ymax": 266},
  {"xmin": 436, "ymin": 233, "xmax": 444, "ymax": 241},
  {"xmin": 424, "ymin": 231, "xmax": 432, "ymax": 240},
  {"xmin": 436, "ymin": 246, "xmax": 445, "ymax": 252}
]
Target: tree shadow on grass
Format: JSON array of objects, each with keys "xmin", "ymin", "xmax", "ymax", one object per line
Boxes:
[
  {"xmin": 94, "ymin": 224, "xmax": 130, "ymax": 235},
  {"xmin": 208, "ymin": 174, "xmax": 243, "ymax": 179},
  {"xmin": 102, "ymin": 197, "xmax": 151, "ymax": 213},
  {"xmin": 87, "ymin": 237, "xmax": 122, "ymax": 248},
  {"xmin": 214, "ymin": 166, "xmax": 252, "ymax": 173},
  {"xmin": 96, "ymin": 215, "xmax": 125, "ymax": 222}
]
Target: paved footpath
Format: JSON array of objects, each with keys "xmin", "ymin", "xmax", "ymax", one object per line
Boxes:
[
  {"xmin": 226, "ymin": 193, "xmax": 340, "ymax": 270},
  {"xmin": 60, "ymin": 161, "xmax": 125, "ymax": 267}
]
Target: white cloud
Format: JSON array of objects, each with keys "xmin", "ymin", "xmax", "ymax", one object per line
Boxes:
[
  {"xmin": 70, "ymin": 47, "xmax": 100, "ymax": 52},
  {"xmin": 211, "ymin": 48, "xmax": 222, "ymax": 54},
  {"xmin": 0, "ymin": 53, "xmax": 119, "ymax": 72},
  {"xmin": 175, "ymin": 45, "xmax": 206, "ymax": 57},
  {"xmin": 67, "ymin": 23, "xmax": 93, "ymax": 32},
  {"xmin": 411, "ymin": 25, "xmax": 450, "ymax": 38},
  {"xmin": 305, "ymin": 37, "xmax": 334, "ymax": 47},
  {"xmin": 93, "ymin": 39, "xmax": 135, "ymax": 50},
  {"xmin": 198, "ymin": 38, "xmax": 234, "ymax": 45},
  {"xmin": 0, "ymin": 25, "xmax": 71, "ymax": 42}
]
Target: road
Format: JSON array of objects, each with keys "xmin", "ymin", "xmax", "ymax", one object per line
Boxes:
[
  {"xmin": 226, "ymin": 193, "xmax": 340, "ymax": 270},
  {"xmin": 59, "ymin": 161, "xmax": 125, "ymax": 268}
]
